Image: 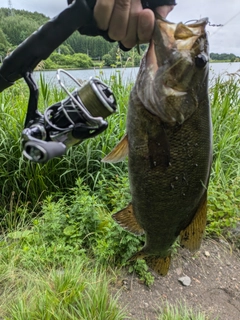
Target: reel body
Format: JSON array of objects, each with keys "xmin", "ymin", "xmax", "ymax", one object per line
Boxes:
[{"xmin": 22, "ymin": 69, "xmax": 117, "ymax": 163}]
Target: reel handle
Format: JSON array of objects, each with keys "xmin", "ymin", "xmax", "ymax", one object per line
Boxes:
[{"xmin": 23, "ymin": 140, "xmax": 67, "ymax": 163}]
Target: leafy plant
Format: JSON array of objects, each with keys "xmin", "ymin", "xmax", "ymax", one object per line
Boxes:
[{"xmin": 207, "ymin": 177, "xmax": 240, "ymax": 236}]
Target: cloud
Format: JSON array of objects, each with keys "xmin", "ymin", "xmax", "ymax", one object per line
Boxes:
[{"xmin": 2, "ymin": 0, "xmax": 66, "ymax": 17}]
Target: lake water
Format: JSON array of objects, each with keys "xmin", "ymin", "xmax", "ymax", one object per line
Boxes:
[{"xmin": 33, "ymin": 62, "xmax": 240, "ymax": 89}]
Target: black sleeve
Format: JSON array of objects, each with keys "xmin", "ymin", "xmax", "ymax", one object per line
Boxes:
[
  {"xmin": 67, "ymin": 0, "xmax": 114, "ymax": 41},
  {"xmin": 67, "ymin": 0, "xmax": 177, "ymax": 44},
  {"xmin": 141, "ymin": 0, "xmax": 177, "ymax": 8}
]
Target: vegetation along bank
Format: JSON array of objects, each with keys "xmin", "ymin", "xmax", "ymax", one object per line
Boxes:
[{"xmin": 0, "ymin": 6, "xmax": 239, "ymax": 320}]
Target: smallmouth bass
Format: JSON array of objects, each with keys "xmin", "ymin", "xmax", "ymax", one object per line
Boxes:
[{"xmin": 103, "ymin": 16, "xmax": 212, "ymax": 276}]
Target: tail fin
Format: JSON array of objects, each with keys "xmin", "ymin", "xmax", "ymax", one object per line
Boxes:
[
  {"xmin": 145, "ymin": 255, "xmax": 171, "ymax": 276},
  {"xmin": 129, "ymin": 251, "xmax": 171, "ymax": 277}
]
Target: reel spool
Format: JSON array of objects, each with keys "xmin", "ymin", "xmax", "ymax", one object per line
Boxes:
[{"xmin": 22, "ymin": 69, "xmax": 117, "ymax": 163}]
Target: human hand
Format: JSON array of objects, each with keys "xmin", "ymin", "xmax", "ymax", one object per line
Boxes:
[{"xmin": 93, "ymin": 0, "xmax": 175, "ymax": 49}]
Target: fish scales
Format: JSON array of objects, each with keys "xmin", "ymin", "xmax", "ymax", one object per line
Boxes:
[
  {"xmin": 103, "ymin": 16, "xmax": 212, "ymax": 275},
  {"xmin": 128, "ymin": 87, "xmax": 211, "ymax": 253}
]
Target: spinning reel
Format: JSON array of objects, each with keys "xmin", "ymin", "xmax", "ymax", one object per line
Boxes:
[
  {"xmin": 22, "ymin": 69, "xmax": 117, "ymax": 163},
  {"xmin": 0, "ymin": 0, "xmax": 119, "ymax": 163}
]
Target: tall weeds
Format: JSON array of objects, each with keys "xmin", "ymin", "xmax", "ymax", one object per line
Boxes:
[
  {"xmin": 207, "ymin": 75, "xmax": 240, "ymax": 235},
  {"xmin": 0, "ymin": 73, "xmax": 129, "ymax": 211},
  {"xmin": 210, "ymin": 75, "xmax": 240, "ymax": 185},
  {"xmin": 0, "ymin": 71, "xmax": 239, "ymax": 235}
]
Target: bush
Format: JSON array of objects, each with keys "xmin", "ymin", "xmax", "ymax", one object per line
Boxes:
[
  {"xmin": 2, "ymin": 176, "xmax": 154, "ymax": 284},
  {"xmin": 49, "ymin": 52, "xmax": 93, "ymax": 69}
]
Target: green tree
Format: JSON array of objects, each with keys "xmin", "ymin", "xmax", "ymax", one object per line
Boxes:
[
  {"xmin": 64, "ymin": 33, "xmax": 114, "ymax": 58},
  {"xmin": 0, "ymin": 28, "xmax": 10, "ymax": 57},
  {"xmin": 56, "ymin": 44, "xmax": 74, "ymax": 55},
  {"xmin": 0, "ymin": 15, "xmax": 40, "ymax": 46},
  {"xmin": 102, "ymin": 53, "xmax": 114, "ymax": 66},
  {"xmin": 0, "ymin": 7, "xmax": 144, "ymax": 68},
  {"xmin": 49, "ymin": 52, "xmax": 93, "ymax": 69},
  {"xmin": 210, "ymin": 52, "xmax": 239, "ymax": 61}
]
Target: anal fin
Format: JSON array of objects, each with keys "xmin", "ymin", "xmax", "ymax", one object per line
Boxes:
[
  {"xmin": 102, "ymin": 134, "xmax": 128, "ymax": 163},
  {"xmin": 180, "ymin": 191, "xmax": 208, "ymax": 252},
  {"xmin": 112, "ymin": 203, "xmax": 144, "ymax": 235}
]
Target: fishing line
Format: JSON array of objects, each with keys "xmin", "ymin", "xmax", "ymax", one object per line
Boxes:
[
  {"xmin": 206, "ymin": 10, "xmax": 240, "ymax": 39},
  {"xmin": 140, "ymin": 9, "xmax": 240, "ymax": 81},
  {"xmin": 171, "ymin": 9, "xmax": 240, "ymax": 75}
]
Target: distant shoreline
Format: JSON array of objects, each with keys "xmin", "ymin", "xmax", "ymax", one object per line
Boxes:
[
  {"xmin": 210, "ymin": 60, "xmax": 238, "ymax": 63},
  {"xmin": 37, "ymin": 61, "xmax": 239, "ymax": 72}
]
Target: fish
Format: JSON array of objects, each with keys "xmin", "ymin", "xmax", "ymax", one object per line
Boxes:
[{"xmin": 102, "ymin": 16, "xmax": 212, "ymax": 276}]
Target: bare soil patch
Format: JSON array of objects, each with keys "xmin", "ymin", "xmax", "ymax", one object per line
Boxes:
[{"xmin": 112, "ymin": 239, "xmax": 240, "ymax": 320}]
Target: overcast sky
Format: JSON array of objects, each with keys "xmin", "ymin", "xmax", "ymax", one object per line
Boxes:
[{"xmin": 1, "ymin": 0, "xmax": 240, "ymax": 55}]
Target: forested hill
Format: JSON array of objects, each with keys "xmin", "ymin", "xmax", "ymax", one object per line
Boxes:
[
  {"xmin": 0, "ymin": 8, "xmax": 48, "ymax": 50},
  {"xmin": 0, "ymin": 7, "xmax": 146, "ymax": 68},
  {"xmin": 0, "ymin": 7, "xmax": 114, "ymax": 58},
  {"xmin": 0, "ymin": 7, "xmax": 239, "ymax": 68}
]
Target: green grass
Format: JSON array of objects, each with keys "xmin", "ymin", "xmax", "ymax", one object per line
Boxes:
[
  {"xmin": 207, "ymin": 75, "xmax": 240, "ymax": 236},
  {"xmin": 0, "ymin": 72, "xmax": 129, "ymax": 211},
  {"xmin": 210, "ymin": 76, "xmax": 240, "ymax": 185},
  {"xmin": 0, "ymin": 71, "xmax": 239, "ymax": 235},
  {"xmin": 157, "ymin": 301, "xmax": 215, "ymax": 320},
  {"xmin": 0, "ymin": 255, "xmax": 126, "ymax": 320}
]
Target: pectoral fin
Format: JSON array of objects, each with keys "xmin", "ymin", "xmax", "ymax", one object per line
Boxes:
[
  {"xmin": 180, "ymin": 191, "xmax": 207, "ymax": 251},
  {"xmin": 102, "ymin": 134, "xmax": 128, "ymax": 163},
  {"xmin": 112, "ymin": 203, "xmax": 144, "ymax": 235},
  {"xmin": 129, "ymin": 250, "xmax": 171, "ymax": 276}
]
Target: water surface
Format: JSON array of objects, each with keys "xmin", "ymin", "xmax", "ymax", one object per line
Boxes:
[{"xmin": 33, "ymin": 62, "xmax": 240, "ymax": 89}]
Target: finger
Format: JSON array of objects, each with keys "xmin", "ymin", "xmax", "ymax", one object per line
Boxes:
[
  {"xmin": 93, "ymin": 0, "xmax": 115, "ymax": 30},
  {"xmin": 108, "ymin": 0, "xmax": 131, "ymax": 41},
  {"xmin": 119, "ymin": 0, "xmax": 142, "ymax": 49},
  {"xmin": 155, "ymin": 5, "xmax": 175, "ymax": 19},
  {"xmin": 137, "ymin": 9, "xmax": 155, "ymax": 43}
]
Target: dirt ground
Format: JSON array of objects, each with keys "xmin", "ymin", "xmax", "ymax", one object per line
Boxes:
[{"xmin": 112, "ymin": 239, "xmax": 240, "ymax": 320}]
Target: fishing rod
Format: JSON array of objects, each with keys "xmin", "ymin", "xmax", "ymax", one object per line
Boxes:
[{"xmin": 0, "ymin": 0, "xmax": 117, "ymax": 163}]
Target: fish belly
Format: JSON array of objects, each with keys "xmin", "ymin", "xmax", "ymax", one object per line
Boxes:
[{"xmin": 127, "ymin": 93, "xmax": 212, "ymax": 254}]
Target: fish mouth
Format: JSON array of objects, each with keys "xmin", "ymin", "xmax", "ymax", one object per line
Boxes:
[
  {"xmin": 146, "ymin": 17, "xmax": 209, "ymax": 78},
  {"xmin": 158, "ymin": 17, "xmax": 209, "ymax": 50},
  {"xmin": 136, "ymin": 16, "xmax": 209, "ymax": 124}
]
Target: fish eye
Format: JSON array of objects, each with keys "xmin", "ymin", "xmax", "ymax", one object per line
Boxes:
[{"xmin": 195, "ymin": 54, "xmax": 208, "ymax": 68}]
